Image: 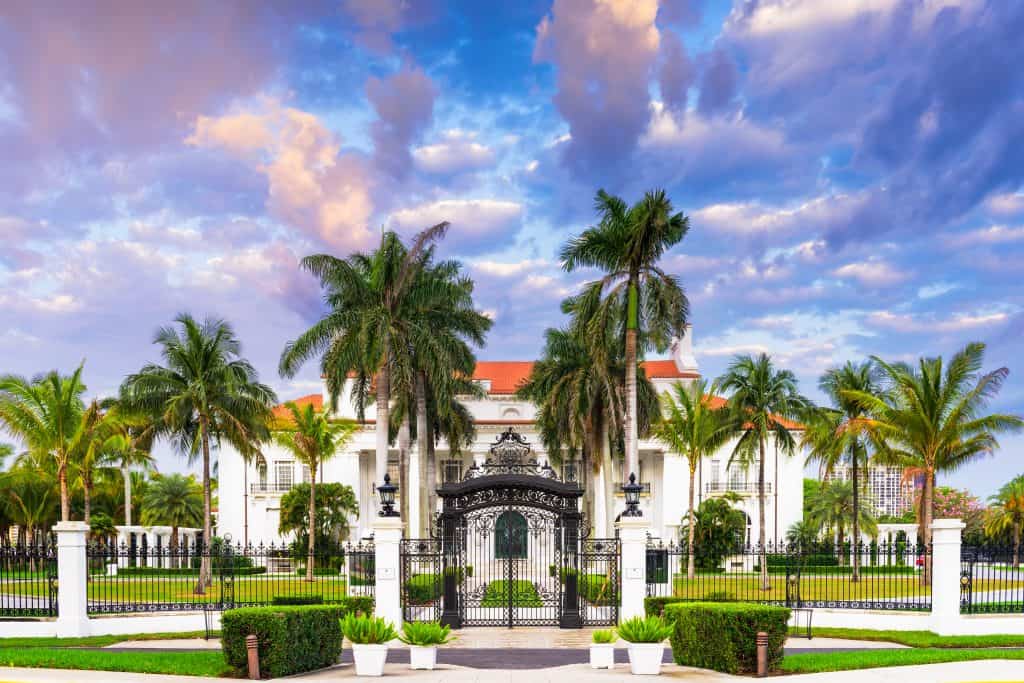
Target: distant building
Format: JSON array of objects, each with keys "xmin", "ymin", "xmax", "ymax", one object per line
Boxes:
[{"xmin": 824, "ymin": 465, "xmax": 913, "ymax": 518}]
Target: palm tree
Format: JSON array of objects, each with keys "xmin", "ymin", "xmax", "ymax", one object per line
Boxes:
[
  {"xmin": 272, "ymin": 401, "xmax": 356, "ymax": 580},
  {"xmin": 652, "ymin": 379, "xmax": 732, "ymax": 579},
  {"xmin": 984, "ymin": 475, "xmax": 1024, "ymax": 567},
  {"xmin": 560, "ymin": 189, "xmax": 690, "ymax": 483},
  {"xmin": 808, "ymin": 479, "xmax": 878, "ymax": 561},
  {"xmin": 719, "ymin": 353, "xmax": 808, "ymax": 590},
  {"xmin": 846, "ymin": 342, "xmax": 1023, "ymax": 583},
  {"xmin": 141, "ymin": 474, "xmax": 203, "ymax": 568},
  {"xmin": 120, "ymin": 314, "xmax": 276, "ymax": 593},
  {"xmin": 0, "ymin": 366, "xmax": 88, "ymax": 521},
  {"xmin": 802, "ymin": 361, "xmax": 882, "ymax": 581},
  {"xmin": 279, "ymin": 225, "xmax": 451, "ymax": 502}
]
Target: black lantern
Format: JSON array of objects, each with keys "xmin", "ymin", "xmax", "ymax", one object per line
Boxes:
[
  {"xmin": 377, "ymin": 473, "xmax": 398, "ymax": 517},
  {"xmin": 622, "ymin": 472, "xmax": 642, "ymax": 517}
]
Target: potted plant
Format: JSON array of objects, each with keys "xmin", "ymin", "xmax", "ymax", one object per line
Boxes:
[
  {"xmin": 590, "ymin": 629, "xmax": 616, "ymax": 669},
  {"xmin": 617, "ymin": 615, "xmax": 673, "ymax": 675},
  {"xmin": 399, "ymin": 621, "xmax": 453, "ymax": 670},
  {"xmin": 341, "ymin": 613, "xmax": 399, "ymax": 677}
]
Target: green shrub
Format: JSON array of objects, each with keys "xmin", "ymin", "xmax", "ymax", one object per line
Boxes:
[
  {"xmin": 404, "ymin": 574, "xmax": 442, "ymax": 603},
  {"xmin": 644, "ymin": 592, "xmax": 735, "ymax": 617},
  {"xmin": 221, "ymin": 605, "xmax": 344, "ymax": 678},
  {"xmin": 271, "ymin": 595, "xmax": 323, "ymax": 606},
  {"xmin": 617, "ymin": 615, "xmax": 673, "ymax": 643},
  {"xmin": 480, "ymin": 580, "xmax": 542, "ymax": 607},
  {"xmin": 341, "ymin": 614, "xmax": 398, "ymax": 644},
  {"xmin": 665, "ymin": 602, "xmax": 789, "ymax": 674},
  {"xmin": 334, "ymin": 596, "xmax": 374, "ymax": 615},
  {"xmin": 294, "ymin": 566, "xmax": 340, "ymax": 577},
  {"xmin": 579, "ymin": 574, "xmax": 617, "ymax": 606},
  {"xmin": 399, "ymin": 622, "xmax": 453, "ymax": 646},
  {"xmin": 592, "ymin": 629, "xmax": 616, "ymax": 644}
]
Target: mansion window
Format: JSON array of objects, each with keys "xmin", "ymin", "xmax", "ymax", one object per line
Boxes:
[
  {"xmin": 387, "ymin": 455, "xmax": 401, "ymax": 500},
  {"xmin": 562, "ymin": 459, "xmax": 580, "ymax": 483},
  {"xmin": 274, "ymin": 461, "xmax": 293, "ymax": 490},
  {"xmin": 301, "ymin": 466, "xmax": 312, "ymax": 484},
  {"xmin": 442, "ymin": 459, "xmax": 463, "ymax": 484}
]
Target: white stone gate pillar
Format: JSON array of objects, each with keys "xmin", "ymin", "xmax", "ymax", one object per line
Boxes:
[
  {"xmin": 55, "ymin": 521, "xmax": 91, "ymax": 637},
  {"xmin": 930, "ymin": 518, "xmax": 965, "ymax": 635},
  {"xmin": 373, "ymin": 516, "xmax": 404, "ymax": 630},
  {"xmin": 616, "ymin": 517, "xmax": 650, "ymax": 622}
]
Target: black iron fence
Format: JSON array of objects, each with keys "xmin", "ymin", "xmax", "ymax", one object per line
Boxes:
[
  {"xmin": 0, "ymin": 541, "xmax": 57, "ymax": 618},
  {"xmin": 83, "ymin": 540, "xmax": 373, "ymax": 614},
  {"xmin": 960, "ymin": 545, "xmax": 1024, "ymax": 614},
  {"xmin": 646, "ymin": 540, "xmax": 932, "ymax": 611}
]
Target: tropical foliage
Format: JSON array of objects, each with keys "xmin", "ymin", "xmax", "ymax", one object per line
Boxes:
[
  {"xmin": 680, "ymin": 497, "xmax": 747, "ymax": 571},
  {"xmin": 141, "ymin": 473, "xmax": 203, "ymax": 566},
  {"xmin": 984, "ymin": 475, "xmax": 1024, "ymax": 566}
]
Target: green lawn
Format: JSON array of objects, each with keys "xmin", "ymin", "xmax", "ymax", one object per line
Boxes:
[
  {"xmin": 4, "ymin": 575, "xmax": 348, "ymax": 607},
  {"xmin": 0, "ymin": 631, "xmax": 214, "ymax": 649},
  {"xmin": 480, "ymin": 580, "xmax": 543, "ymax": 607},
  {"xmin": 798, "ymin": 627, "xmax": 1024, "ymax": 648},
  {"xmin": 0, "ymin": 648, "xmax": 230, "ymax": 677},
  {"xmin": 780, "ymin": 648, "xmax": 1024, "ymax": 674},
  {"xmin": 668, "ymin": 574, "xmax": 1022, "ymax": 604}
]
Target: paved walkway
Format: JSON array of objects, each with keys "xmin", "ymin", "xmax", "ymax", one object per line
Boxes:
[{"xmin": 2, "ymin": 660, "xmax": 1024, "ymax": 682}]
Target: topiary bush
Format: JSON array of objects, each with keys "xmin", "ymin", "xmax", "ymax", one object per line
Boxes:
[
  {"xmin": 221, "ymin": 605, "xmax": 345, "ymax": 678},
  {"xmin": 664, "ymin": 602, "xmax": 789, "ymax": 674}
]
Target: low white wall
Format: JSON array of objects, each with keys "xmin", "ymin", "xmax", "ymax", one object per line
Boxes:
[
  {"xmin": 0, "ymin": 612, "xmax": 219, "ymax": 639},
  {"xmin": 800, "ymin": 608, "xmax": 932, "ymax": 631}
]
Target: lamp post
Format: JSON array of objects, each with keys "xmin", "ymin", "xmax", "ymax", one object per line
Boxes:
[
  {"xmin": 622, "ymin": 472, "xmax": 642, "ymax": 517},
  {"xmin": 377, "ymin": 473, "xmax": 399, "ymax": 517}
]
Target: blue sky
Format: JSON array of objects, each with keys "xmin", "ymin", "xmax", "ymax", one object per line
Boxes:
[{"xmin": 1, "ymin": 1, "xmax": 1022, "ymax": 497}]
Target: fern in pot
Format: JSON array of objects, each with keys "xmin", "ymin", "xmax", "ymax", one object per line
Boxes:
[
  {"xmin": 590, "ymin": 629, "xmax": 616, "ymax": 669},
  {"xmin": 342, "ymin": 614, "xmax": 399, "ymax": 677},
  {"xmin": 399, "ymin": 622, "xmax": 453, "ymax": 670},
  {"xmin": 617, "ymin": 616, "xmax": 673, "ymax": 675}
]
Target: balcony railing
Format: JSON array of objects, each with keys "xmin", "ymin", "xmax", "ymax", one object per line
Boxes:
[
  {"xmin": 705, "ymin": 481, "xmax": 772, "ymax": 495},
  {"xmin": 249, "ymin": 482, "xmax": 294, "ymax": 494}
]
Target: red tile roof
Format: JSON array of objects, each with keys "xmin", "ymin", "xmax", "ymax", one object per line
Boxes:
[{"xmin": 271, "ymin": 393, "xmax": 323, "ymax": 421}]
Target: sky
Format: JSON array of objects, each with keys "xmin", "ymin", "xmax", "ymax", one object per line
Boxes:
[{"xmin": 0, "ymin": 0, "xmax": 1022, "ymax": 498}]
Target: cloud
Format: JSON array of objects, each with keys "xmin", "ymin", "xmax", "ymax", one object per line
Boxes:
[
  {"xmin": 340, "ymin": 0, "xmax": 439, "ymax": 54},
  {"xmin": 412, "ymin": 130, "xmax": 496, "ymax": 175},
  {"xmin": 986, "ymin": 192, "xmax": 1024, "ymax": 217},
  {"xmin": 658, "ymin": 31, "xmax": 695, "ymax": 116},
  {"xmin": 832, "ymin": 260, "xmax": 908, "ymax": 287},
  {"xmin": 186, "ymin": 99, "xmax": 376, "ymax": 251},
  {"xmin": 696, "ymin": 48, "xmax": 738, "ymax": 115},
  {"xmin": 944, "ymin": 224, "xmax": 1024, "ymax": 248},
  {"xmin": 865, "ymin": 310, "xmax": 1011, "ymax": 334},
  {"xmin": 367, "ymin": 65, "xmax": 437, "ymax": 179},
  {"xmin": 691, "ymin": 194, "xmax": 860, "ymax": 243},
  {"xmin": 471, "ymin": 258, "xmax": 550, "ymax": 278},
  {"xmin": 387, "ymin": 199, "xmax": 523, "ymax": 253},
  {"xmin": 533, "ymin": 0, "xmax": 661, "ymax": 176}
]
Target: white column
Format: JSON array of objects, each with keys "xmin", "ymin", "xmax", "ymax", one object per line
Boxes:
[
  {"xmin": 408, "ymin": 447, "xmax": 422, "ymax": 537},
  {"xmin": 930, "ymin": 518, "xmax": 965, "ymax": 636},
  {"xmin": 616, "ymin": 516, "xmax": 650, "ymax": 621},
  {"xmin": 372, "ymin": 516, "xmax": 404, "ymax": 630},
  {"xmin": 55, "ymin": 521, "xmax": 91, "ymax": 637}
]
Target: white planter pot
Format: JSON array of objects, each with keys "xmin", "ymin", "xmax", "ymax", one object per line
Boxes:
[
  {"xmin": 590, "ymin": 643, "xmax": 615, "ymax": 669},
  {"xmin": 627, "ymin": 643, "xmax": 664, "ymax": 675},
  {"xmin": 409, "ymin": 645, "xmax": 438, "ymax": 670},
  {"xmin": 352, "ymin": 643, "xmax": 389, "ymax": 677}
]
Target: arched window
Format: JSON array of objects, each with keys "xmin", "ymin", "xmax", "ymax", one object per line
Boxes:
[{"xmin": 495, "ymin": 511, "xmax": 528, "ymax": 559}]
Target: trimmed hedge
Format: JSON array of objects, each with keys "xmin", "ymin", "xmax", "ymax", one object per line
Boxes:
[
  {"xmin": 644, "ymin": 593, "xmax": 736, "ymax": 617},
  {"xmin": 403, "ymin": 568, "xmax": 470, "ymax": 603},
  {"xmin": 271, "ymin": 595, "xmax": 324, "ymax": 606},
  {"xmin": 116, "ymin": 566, "xmax": 267, "ymax": 577},
  {"xmin": 221, "ymin": 605, "xmax": 345, "ymax": 678},
  {"xmin": 665, "ymin": 602, "xmax": 789, "ymax": 674}
]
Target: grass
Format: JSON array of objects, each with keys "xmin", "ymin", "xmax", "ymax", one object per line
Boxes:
[
  {"xmin": 0, "ymin": 648, "xmax": 231, "ymax": 677},
  {"xmin": 780, "ymin": 648, "xmax": 1024, "ymax": 674},
  {"xmin": 4, "ymin": 575, "xmax": 348, "ymax": 607},
  {"xmin": 480, "ymin": 580, "xmax": 543, "ymax": 607},
  {"xmin": 792, "ymin": 627, "xmax": 1024, "ymax": 649},
  {"xmin": 0, "ymin": 630, "xmax": 214, "ymax": 649},
  {"xmin": 669, "ymin": 575, "xmax": 1023, "ymax": 604}
]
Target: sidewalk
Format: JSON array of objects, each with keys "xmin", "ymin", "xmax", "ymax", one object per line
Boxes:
[{"xmin": 1, "ymin": 660, "xmax": 1024, "ymax": 683}]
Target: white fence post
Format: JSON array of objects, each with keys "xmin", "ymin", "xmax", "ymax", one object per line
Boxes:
[
  {"xmin": 54, "ymin": 521, "xmax": 91, "ymax": 637},
  {"xmin": 929, "ymin": 518, "xmax": 964, "ymax": 636},
  {"xmin": 616, "ymin": 517, "xmax": 650, "ymax": 622},
  {"xmin": 372, "ymin": 516, "xmax": 404, "ymax": 630}
]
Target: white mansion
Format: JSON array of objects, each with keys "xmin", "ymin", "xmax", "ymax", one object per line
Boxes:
[{"xmin": 218, "ymin": 331, "xmax": 805, "ymax": 545}]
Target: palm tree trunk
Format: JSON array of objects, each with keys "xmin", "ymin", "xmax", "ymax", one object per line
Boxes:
[
  {"xmin": 758, "ymin": 435, "xmax": 769, "ymax": 591},
  {"xmin": 687, "ymin": 461, "xmax": 696, "ymax": 580},
  {"xmin": 426, "ymin": 420, "xmax": 437, "ymax": 527},
  {"xmin": 415, "ymin": 373, "xmax": 429, "ymax": 535},
  {"xmin": 307, "ymin": 467, "xmax": 316, "ymax": 582},
  {"xmin": 398, "ymin": 412, "xmax": 410, "ymax": 528},
  {"xmin": 170, "ymin": 526, "xmax": 179, "ymax": 570},
  {"xmin": 624, "ymin": 277, "xmax": 640, "ymax": 487},
  {"xmin": 851, "ymin": 444, "xmax": 860, "ymax": 582},
  {"xmin": 122, "ymin": 463, "xmax": 132, "ymax": 527},
  {"xmin": 58, "ymin": 462, "xmax": 70, "ymax": 522},
  {"xmin": 599, "ymin": 411, "xmax": 616, "ymax": 536},
  {"xmin": 195, "ymin": 417, "xmax": 213, "ymax": 594},
  {"xmin": 774, "ymin": 448, "xmax": 779, "ymax": 544},
  {"xmin": 83, "ymin": 473, "xmax": 92, "ymax": 527},
  {"xmin": 375, "ymin": 347, "xmax": 391, "ymax": 502},
  {"xmin": 1013, "ymin": 521, "xmax": 1020, "ymax": 568},
  {"xmin": 921, "ymin": 468, "xmax": 934, "ymax": 586}
]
